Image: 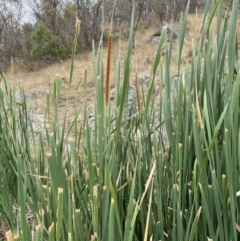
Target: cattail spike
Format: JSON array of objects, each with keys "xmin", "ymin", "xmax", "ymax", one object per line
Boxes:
[
  {"xmin": 105, "ymin": 34, "xmax": 112, "ymax": 105},
  {"xmin": 75, "ymin": 17, "xmax": 81, "ymax": 35}
]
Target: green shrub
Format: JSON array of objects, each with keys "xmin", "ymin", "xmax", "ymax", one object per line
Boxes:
[{"xmin": 31, "ymin": 23, "xmax": 66, "ymax": 60}]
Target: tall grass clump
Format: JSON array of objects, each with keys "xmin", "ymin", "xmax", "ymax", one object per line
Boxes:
[{"xmin": 0, "ymin": 0, "xmax": 240, "ymax": 240}]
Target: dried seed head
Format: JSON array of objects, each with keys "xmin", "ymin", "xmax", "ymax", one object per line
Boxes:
[
  {"xmin": 5, "ymin": 230, "xmax": 14, "ymax": 241},
  {"xmin": 91, "ymin": 233, "xmax": 98, "ymax": 241},
  {"xmin": 46, "ymin": 152, "xmax": 52, "ymax": 158},
  {"xmin": 93, "ymin": 185, "xmax": 98, "ymax": 197},
  {"xmin": 83, "ymin": 170, "xmax": 89, "ymax": 180},
  {"xmin": 58, "ymin": 188, "xmax": 63, "ymax": 194},
  {"xmin": 75, "ymin": 17, "xmax": 81, "ymax": 34},
  {"xmin": 105, "ymin": 34, "xmax": 112, "ymax": 105}
]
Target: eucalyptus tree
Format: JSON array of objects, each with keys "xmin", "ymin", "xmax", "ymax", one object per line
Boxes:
[
  {"xmin": 75, "ymin": 0, "xmax": 103, "ymax": 49},
  {"xmin": 28, "ymin": 0, "xmax": 67, "ymax": 35},
  {"xmin": 0, "ymin": 0, "xmax": 24, "ymax": 71}
]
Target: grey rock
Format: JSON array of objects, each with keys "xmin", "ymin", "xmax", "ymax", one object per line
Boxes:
[
  {"xmin": 14, "ymin": 90, "xmax": 45, "ymax": 138},
  {"xmin": 151, "ymin": 21, "xmax": 179, "ymax": 44}
]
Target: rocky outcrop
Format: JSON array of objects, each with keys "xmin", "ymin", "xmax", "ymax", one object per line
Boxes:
[
  {"xmin": 86, "ymin": 74, "xmax": 169, "ymax": 144},
  {"xmin": 151, "ymin": 21, "xmax": 180, "ymax": 44},
  {"xmin": 15, "ymin": 90, "xmax": 46, "ymax": 137}
]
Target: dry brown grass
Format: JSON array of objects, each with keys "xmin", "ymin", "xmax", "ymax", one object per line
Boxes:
[
  {"xmin": 5, "ymin": 11, "xmax": 240, "ymax": 125},
  {"xmin": 5, "ymin": 16, "xmax": 186, "ymax": 90}
]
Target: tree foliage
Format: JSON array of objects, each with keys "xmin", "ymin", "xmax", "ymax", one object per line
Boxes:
[
  {"xmin": 0, "ymin": 0, "xmax": 208, "ymax": 70},
  {"xmin": 30, "ymin": 23, "xmax": 66, "ymax": 60},
  {"xmin": 0, "ymin": 0, "xmax": 23, "ymax": 72}
]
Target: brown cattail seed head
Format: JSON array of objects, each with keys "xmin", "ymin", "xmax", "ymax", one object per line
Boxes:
[{"xmin": 105, "ymin": 34, "xmax": 112, "ymax": 105}]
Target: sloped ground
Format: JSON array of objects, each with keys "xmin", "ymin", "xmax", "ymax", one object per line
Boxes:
[{"xmin": 5, "ymin": 13, "xmax": 215, "ymax": 135}]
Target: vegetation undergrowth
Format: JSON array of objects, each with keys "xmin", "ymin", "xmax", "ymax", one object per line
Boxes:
[{"xmin": 0, "ymin": 0, "xmax": 240, "ymax": 240}]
